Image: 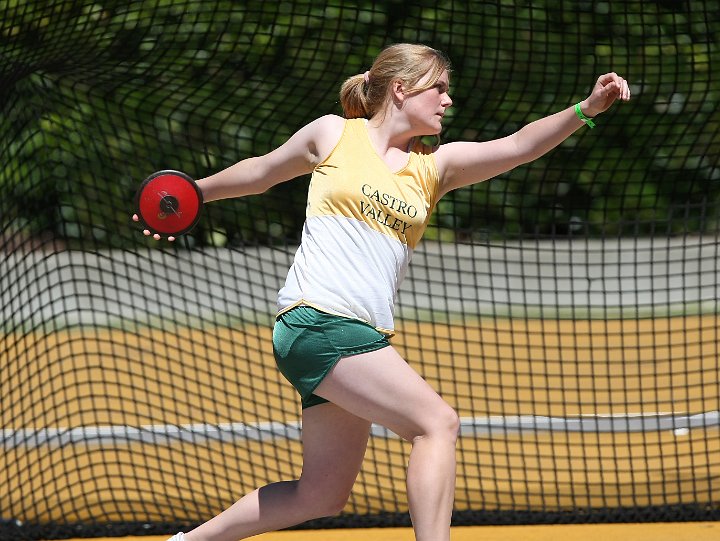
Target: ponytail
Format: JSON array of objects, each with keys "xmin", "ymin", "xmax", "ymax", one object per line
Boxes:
[{"xmin": 339, "ymin": 74, "xmax": 369, "ymax": 119}]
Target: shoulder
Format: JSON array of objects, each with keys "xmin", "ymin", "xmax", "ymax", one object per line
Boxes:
[
  {"xmin": 303, "ymin": 114, "xmax": 347, "ymax": 164},
  {"xmin": 305, "ymin": 114, "xmax": 346, "ymax": 140},
  {"xmin": 305, "ymin": 113, "xmax": 345, "ymax": 131},
  {"xmin": 408, "ymin": 139, "xmax": 442, "ymax": 199}
]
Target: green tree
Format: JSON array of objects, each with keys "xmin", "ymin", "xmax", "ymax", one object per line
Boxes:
[{"xmin": 1, "ymin": 0, "xmax": 718, "ymax": 248}]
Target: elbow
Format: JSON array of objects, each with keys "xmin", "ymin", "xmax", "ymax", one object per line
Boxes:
[{"xmin": 509, "ymin": 134, "xmax": 546, "ymax": 166}]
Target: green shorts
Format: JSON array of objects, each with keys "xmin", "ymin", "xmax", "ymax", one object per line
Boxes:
[{"xmin": 272, "ymin": 305, "xmax": 390, "ymax": 409}]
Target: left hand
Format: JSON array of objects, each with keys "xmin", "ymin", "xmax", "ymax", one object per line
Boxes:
[{"xmin": 580, "ymin": 72, "xmax": 631, "ymax": 117}]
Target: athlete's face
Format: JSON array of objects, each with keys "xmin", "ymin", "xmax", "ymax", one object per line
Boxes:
[{"xmin": 401, "ymin": 69, "xmax": 452, "ymax": 135}]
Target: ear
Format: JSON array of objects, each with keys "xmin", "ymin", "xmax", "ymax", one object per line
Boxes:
[{"xmin": 391, "ymin": 79, "xmax": 405, "ymax": 105}]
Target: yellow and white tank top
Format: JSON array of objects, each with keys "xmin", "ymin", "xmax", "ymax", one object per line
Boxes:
[{"xmin": 277, "ymin": 118, "xmax": 440, "ymax": 334}]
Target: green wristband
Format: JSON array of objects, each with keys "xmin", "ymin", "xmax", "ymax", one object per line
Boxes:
[{"xmin": 574, "ymin": 102, "xmax": 596, "ymax": 128}]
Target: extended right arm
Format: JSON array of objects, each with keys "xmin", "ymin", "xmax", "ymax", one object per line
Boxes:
[
  {"xmin": 197, "ymin": 114, "xmax": 344, "ymax": 202},
  {"xmin": 133, "ymin": 114, "xmax": 345, "ymax": 239}
]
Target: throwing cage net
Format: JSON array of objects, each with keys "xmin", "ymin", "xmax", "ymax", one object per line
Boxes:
[{"xmin": 2, "ymin": 1, "xmax": 719, "ymax": 539}]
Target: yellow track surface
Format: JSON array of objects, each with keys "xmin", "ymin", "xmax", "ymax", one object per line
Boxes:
[{"xmin": 61, "ymin": 522, "xmax": 720, "ymax": 541}]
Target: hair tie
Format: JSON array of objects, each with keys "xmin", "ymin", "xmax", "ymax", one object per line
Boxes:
[{"xmin": 363, "ymin": 71, "xmax": 370, "ymax": 84}]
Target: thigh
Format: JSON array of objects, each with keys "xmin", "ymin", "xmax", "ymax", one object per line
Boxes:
[
  {"xmin": 313, "ymin": 345, "xmax": 455, "ymax": 442},
  {"xmin": 298, "ymin": 401, "xmax": 371, "ymax": 495},
  {"xmin": 273, "ymin": 305, "xmax": 389, "ymax": 409}
]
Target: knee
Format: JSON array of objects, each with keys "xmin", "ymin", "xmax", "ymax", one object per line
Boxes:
[
  {"xmin": 299, "ymin": 483, "xmax": 351, "ymax": 518},
  {"xmin": 318, "ymin": 492, "xmax": 351, "ymax": 517},
  {"xmin": 415, "ymin": 404, "xmax": 460, "ymax": 445},
  {"xmin": 439, "ymin": 405, "xmax": 461, "ymax": 443}
]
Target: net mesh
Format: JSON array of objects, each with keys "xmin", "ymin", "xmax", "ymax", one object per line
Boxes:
[{"xmin": 2, "ymin": 1, "xmax": 720, "ymax": 539}]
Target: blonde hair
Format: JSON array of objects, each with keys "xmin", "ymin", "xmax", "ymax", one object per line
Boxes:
[{"xmin": 339, "ymin": 43, "xmax": 451, "ymax": 119}]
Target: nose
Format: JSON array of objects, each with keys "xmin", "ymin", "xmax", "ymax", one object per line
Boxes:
[{"xmin": 442, "ymin": 92, "xmax": 452, "ymax": 108}]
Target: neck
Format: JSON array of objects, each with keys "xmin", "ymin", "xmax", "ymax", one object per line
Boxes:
[{"xmin": 366, "ymin": 114, "xmax": 415, "ymax": 154}]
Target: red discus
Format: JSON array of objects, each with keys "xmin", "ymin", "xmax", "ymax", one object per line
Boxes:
[{"xmin": 134, "ymin": 170, "xmax": 203, "ymax": 236}]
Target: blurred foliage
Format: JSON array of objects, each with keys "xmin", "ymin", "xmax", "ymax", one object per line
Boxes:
[{"xmin": 1, "ymin": 0, "xmax": 719, "ymax": 249}]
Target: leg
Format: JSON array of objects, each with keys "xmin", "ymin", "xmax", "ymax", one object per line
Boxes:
[
  {"xmin": 184, "ymin": 403, "xmax": 370, "ymax": 541},
  {"xmin": 314, "ymin": 346, "xmax": 459, "ymax": 541}
]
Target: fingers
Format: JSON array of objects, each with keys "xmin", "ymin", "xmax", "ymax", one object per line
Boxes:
[
  {"xmin": 598, "ymin": 72, "xmax": 631, "ymax": 101},
  {"xmin": 584, "ymin": 72, "xmax": 630, "ymax": 116},
  {"xmin": 618, "ymin": 77, "xmax": 631, "ymax": 101},
  {"xmin": 132, "ymin": 214, "xmax": 175, "ymax": 242},
  {"xmin": 147, "ymin": 231, "xmax": 175, "ymax": 242},
  {"xmin": 146, "ymin": 230, "xmax": 175, "ymax": 242}
]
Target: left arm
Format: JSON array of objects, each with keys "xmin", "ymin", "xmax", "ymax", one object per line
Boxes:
[{"xmin": 436, "ymin": 72, "xmax": 631, "ymax": 197}]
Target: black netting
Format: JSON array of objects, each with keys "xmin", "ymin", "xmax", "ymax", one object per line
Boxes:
[{"xmin": 2, "ymin": 1, "xmax": 719, "ymax": 540}]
